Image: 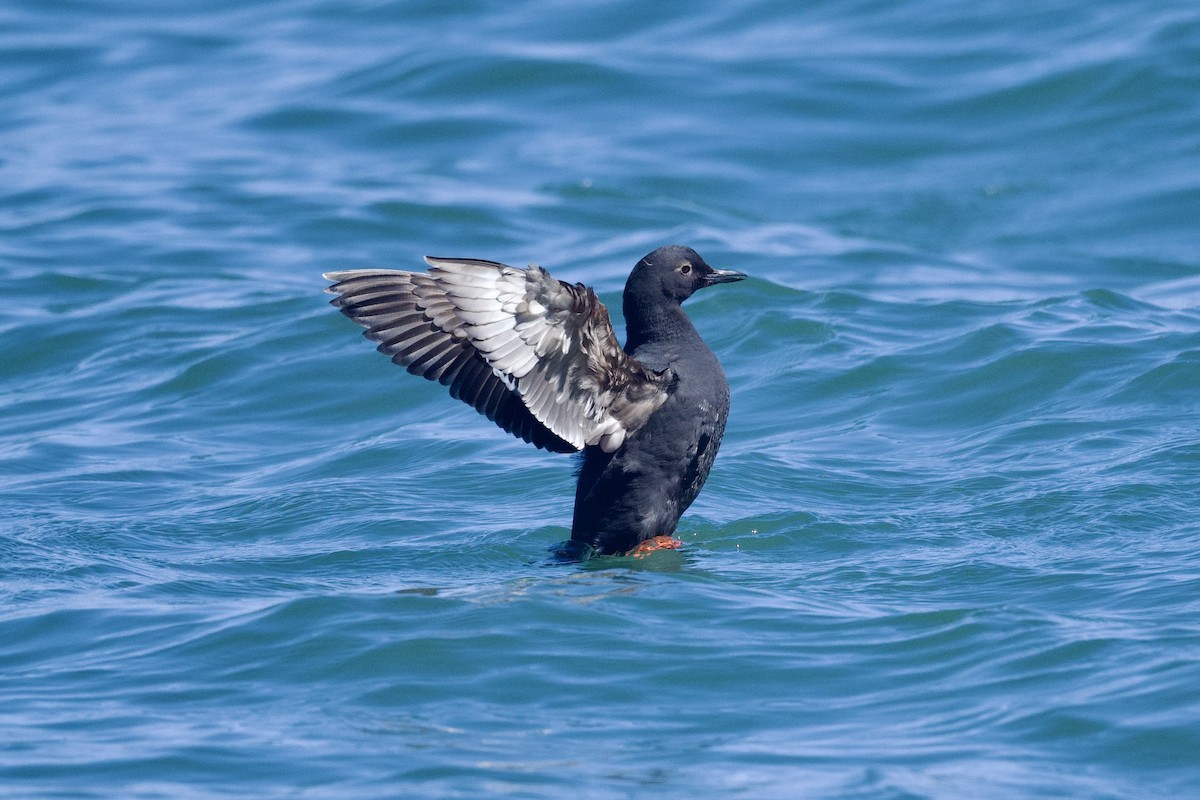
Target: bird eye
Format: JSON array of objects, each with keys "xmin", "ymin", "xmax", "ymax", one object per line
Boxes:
[{"xmin": 680, "ymin": 263, "xmax": 692, "ymax": 275}]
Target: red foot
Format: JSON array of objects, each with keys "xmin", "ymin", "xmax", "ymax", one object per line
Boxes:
[{"xmin": 626, "ymin": 535, "xmax": 683, "ymax": 557}]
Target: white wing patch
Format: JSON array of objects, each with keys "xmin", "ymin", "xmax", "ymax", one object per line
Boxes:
[
  {"xmin": 424, "ymin": 257, "xmax": 667, "ymax": 452},
  {"xmin": 326, "ymin": 257, "xmax": 669, "ymax": 454}
]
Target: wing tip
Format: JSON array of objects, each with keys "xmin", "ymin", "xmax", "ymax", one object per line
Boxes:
[{"xmin": 323, "ymin": 269, "xmax": 364, "ymax": 283}]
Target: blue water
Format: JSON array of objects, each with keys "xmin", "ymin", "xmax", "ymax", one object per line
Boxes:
[{"xmin": 4, "ymin": 1, "xmax": 1200, "ymax": 797}]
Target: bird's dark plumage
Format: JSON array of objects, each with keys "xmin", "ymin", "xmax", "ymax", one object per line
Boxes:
[{"xmin": 324, "ymin": 245, "xmax": 745, "ymax": 556}]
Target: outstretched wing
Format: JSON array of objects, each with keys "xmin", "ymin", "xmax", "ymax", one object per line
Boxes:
[{"xmin": 324, "ymin": 257, "xmax": 669, "ymax": 453}]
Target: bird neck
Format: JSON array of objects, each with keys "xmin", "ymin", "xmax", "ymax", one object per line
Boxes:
[{"xmin": 623, "ymin": 294, "xmax": 698, "ymax": 351}]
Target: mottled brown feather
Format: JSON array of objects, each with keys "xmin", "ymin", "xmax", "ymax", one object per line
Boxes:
[{"xmin": 324, "ymin": 259, "xmax": 670, "ymax": 454}]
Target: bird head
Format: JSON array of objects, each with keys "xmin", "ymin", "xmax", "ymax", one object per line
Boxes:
[{"xmin": 626, "ymin": 245, "xmax": 747, "ymax": 305}]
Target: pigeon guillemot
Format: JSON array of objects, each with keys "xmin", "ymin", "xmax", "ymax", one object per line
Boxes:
[{"xmin": 324, "ymin": 245, "xmax": 745, "ymax": 557}]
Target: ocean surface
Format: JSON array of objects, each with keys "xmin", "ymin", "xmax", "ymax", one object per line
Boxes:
[{"xmin": 3, "ymin": 1, "xmax": 1199, "ymax": 797}]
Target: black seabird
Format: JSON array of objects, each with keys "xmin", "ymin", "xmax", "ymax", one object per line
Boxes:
[{"xmin": 324, "ymin": 245, "xmax": 745, "ymax": 556}]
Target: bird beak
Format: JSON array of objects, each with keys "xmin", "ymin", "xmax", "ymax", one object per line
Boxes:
[{"xmin": 702, "ymin": 268, "xmax": 748, "ymax": 286}]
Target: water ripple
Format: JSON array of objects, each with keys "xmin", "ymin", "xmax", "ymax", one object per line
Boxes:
[{"xmin": 3, "ymin": 0, "xmax": 1200, "ymax": 797}]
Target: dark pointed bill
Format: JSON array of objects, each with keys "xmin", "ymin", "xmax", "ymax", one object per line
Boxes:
[{"xmin": 702, "ymin": 268, "xmax": 747, "ymax": 286}]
